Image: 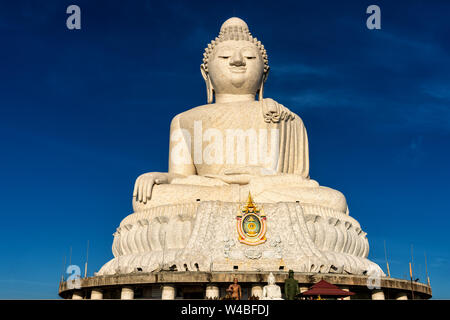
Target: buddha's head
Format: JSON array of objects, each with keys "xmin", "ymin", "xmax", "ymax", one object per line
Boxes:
[
  {"xmin": 201, "ymin": 17, "xmax": 269, "ymax": 103},
  {"xmin": 268, "ymin": 272, "xmax": 276, "ymax": 285}
]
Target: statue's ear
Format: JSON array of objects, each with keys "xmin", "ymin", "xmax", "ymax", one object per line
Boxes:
[
  {"xmin": 259, "ymin": 68, "xmax": 270, "ymax": 101},
  {"xmin": 263, "ymin": 67, "xmax": 270, "ymax": 83},
  {"xmin": 258, "ymin": 68, "xmax": 270, "ymax": 101},
  {"xmin": 200, "ymin": 65, "xmax": 214, "ymax": 104},
  {"xmin": 200, "ymin": 64, "xmax": 208, "ymax": 82}
]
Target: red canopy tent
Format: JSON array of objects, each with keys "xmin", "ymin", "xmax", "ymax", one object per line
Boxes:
[{"xmin": 301, "ymin": 280, "xmax": 355, "ymax": 299}]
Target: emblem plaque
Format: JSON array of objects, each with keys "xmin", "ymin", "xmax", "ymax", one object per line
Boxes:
[{"xmin": 237, "ymin": 193, "xmax": 267, "ymax": 246}]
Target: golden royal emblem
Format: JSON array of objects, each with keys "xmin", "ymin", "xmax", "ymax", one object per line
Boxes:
[{"xmin": 237, "ymin": 192, "xmax": 267, "ymax": 245}]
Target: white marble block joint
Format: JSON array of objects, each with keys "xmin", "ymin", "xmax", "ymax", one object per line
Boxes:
[
  {"xmin": 251, "ymin": 285, "xmax": 263, "ymax": 299},
  {"xmin": 371, "ymin": 289, "xmax": 385, "ymax": 300},
  {"xmin": 161, "ymin": 285, "xmax": 176, "ymax": 300},
  {"xmin": 121, "ymin": 287, "xmax": 134, "ymax": 300},
  {"xmin": 205, "ymin": 285, "xmax": 220, "ymax": 299},
  {"xmin": 90, "ymin": 289, "xmax": 103, "ymax": 300}
]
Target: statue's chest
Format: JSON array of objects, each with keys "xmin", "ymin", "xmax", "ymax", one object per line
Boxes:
[
  {"xmin": 178, "ymin": 104, "xmax": 280, "ymax": 170},
  {"xmin": 192, "ymin": 105, "xmax": 266, "ymax": 132}
]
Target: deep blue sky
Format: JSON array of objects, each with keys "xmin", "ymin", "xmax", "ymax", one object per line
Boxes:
[{"xmin": 0, "ymin": 0, "xmax": 449, "ymax": 299}]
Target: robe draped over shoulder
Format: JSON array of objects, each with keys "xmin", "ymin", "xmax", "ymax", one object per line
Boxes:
[
  {"xmin": 168, "ymin": 98, "xmax": 309, "ymax": 179},
  {"xmin": 262, "ymin": 98, "xmax": 309, "ymax": 177}
]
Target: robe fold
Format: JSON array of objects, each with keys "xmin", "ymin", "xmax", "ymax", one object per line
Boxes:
[{"xmin": 168, "ymin": 98, "xmax": 309, "ymax": 179}]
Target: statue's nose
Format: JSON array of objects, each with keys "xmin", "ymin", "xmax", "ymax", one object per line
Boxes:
[{"xmin": 230, "ymin": 50, "xmax": 246, "ymax": 67}]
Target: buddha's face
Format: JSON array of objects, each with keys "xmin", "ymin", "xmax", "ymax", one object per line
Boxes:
[{"xmin": 208, "ymin": 40, "xmax": 265, "ymax": 96}]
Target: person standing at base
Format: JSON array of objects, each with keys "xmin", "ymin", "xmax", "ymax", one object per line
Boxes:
[
  {"xmin": 227, "ymin": 278, "xmax": 242, "ymax": 300},
  {"xmin": 284, "ymin": 270, "xmax": 300, "ymax": 300}
]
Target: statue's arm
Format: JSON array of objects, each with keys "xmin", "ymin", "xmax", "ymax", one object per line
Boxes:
[
  {"xmin": 133, "ymin": 115, "xmax": 196, "ymax": 203},
  {"xmin": 292, "ymin": 116, "xmax": 310, "ymax": 178},
  {"xmin": 263, "ymin": 98, "xmax": 310, "ymax": 178},
  {"xmin": 168, "ymin": 114, "xmax": 196, "ymax": 176}
]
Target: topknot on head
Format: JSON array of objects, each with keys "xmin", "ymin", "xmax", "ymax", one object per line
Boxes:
[
  {"xmin": 217, "ymin": 17, "xmax": 252, "ymax": 42},
  {"xmin": 220, "ymin": 17, "xmax": 249, "ymax": 32},
  {"xmin": 201, "ymin": 17, "xmax": 269, "ymax": 73}
]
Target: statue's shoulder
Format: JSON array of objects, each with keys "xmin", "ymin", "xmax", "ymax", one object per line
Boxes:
[
  {"xmin": 173, "ymin": 103, "xmax": 214, "ymax": 119},
  {"xmin": 262, "ymin": 98, "xmax": 304, "ymax": 125},
  {"xmin": 170, "ymin": 103, "xmax": 212, "ymax": 127}
]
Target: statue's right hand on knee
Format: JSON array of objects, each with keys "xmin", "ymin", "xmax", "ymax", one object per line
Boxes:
[{"xmin": 133, "ymin": 172, "xmax": 170, "ymax": 204}]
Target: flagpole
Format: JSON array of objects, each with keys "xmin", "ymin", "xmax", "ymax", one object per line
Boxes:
[
  {"xmin": 425, "ymin": 251, "xmax": 430, "ymax": 286},
  {"xmin": 84, "ymin": 240, "xmax": 90, "ymax": 278},
  {"xmin": 384, "ymin": 240, "xmax": 390, "ymax": 277},
  {"xmin": 61, "ymin": 254, "xmax": 66, "ymax": 282},
  {"xmin": 409, "ymin": 262, "xmax": 414, "ymax": 300}
]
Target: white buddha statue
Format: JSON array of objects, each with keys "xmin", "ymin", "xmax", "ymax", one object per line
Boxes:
[
  {"xmin": 262, "ymin": 273, "xmax": 283, "ymax": 300},
  {"xmin": 98, "ymin": 17, "xmax": 385, "ymax": 278},
  {"xmin": 131, "ymin": 17, "xmax": 346, "ymax": 213}
]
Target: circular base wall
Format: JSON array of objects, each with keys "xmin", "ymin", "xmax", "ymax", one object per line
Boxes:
[{"xmin": 59, "ymin": 271, "xmax": 431, "ymax": 300}]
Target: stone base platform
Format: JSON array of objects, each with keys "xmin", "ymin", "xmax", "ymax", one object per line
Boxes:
[{"xmin": 58, "ymin": 271, "xmax": 432, "ymax": 300}]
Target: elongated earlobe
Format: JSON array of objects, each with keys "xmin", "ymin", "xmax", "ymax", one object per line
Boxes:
[
  {"xmin": 259, "ymin": 69, "xmax": 269, "ymax": 101},
  {"xmin": 206, "ymin": 76, "xmax": 214, "ymax": 104},
  {"xmin": 258, "ymin": 80, "xmax": 264, "ymax": 101},
  {"xmin": 200, "ymin": 65, "xmax": 214, "ymax": 104}
]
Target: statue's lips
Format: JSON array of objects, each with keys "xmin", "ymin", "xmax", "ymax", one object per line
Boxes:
[{"xmin": 229, "ymin": 67, "xmax": 247, "ymax": 73}]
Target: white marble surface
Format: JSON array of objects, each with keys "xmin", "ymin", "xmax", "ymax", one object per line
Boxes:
[
  {"xmin": 98, "ymin": 200, "xmax": 383, "ymax": 276},
  {"xmin": 97, "ymin": 17, "xmax": 385, "ymax": 280},
  {"xmin": 262, "ymin": 273, "xmax": 283, "ymax": 300}
]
